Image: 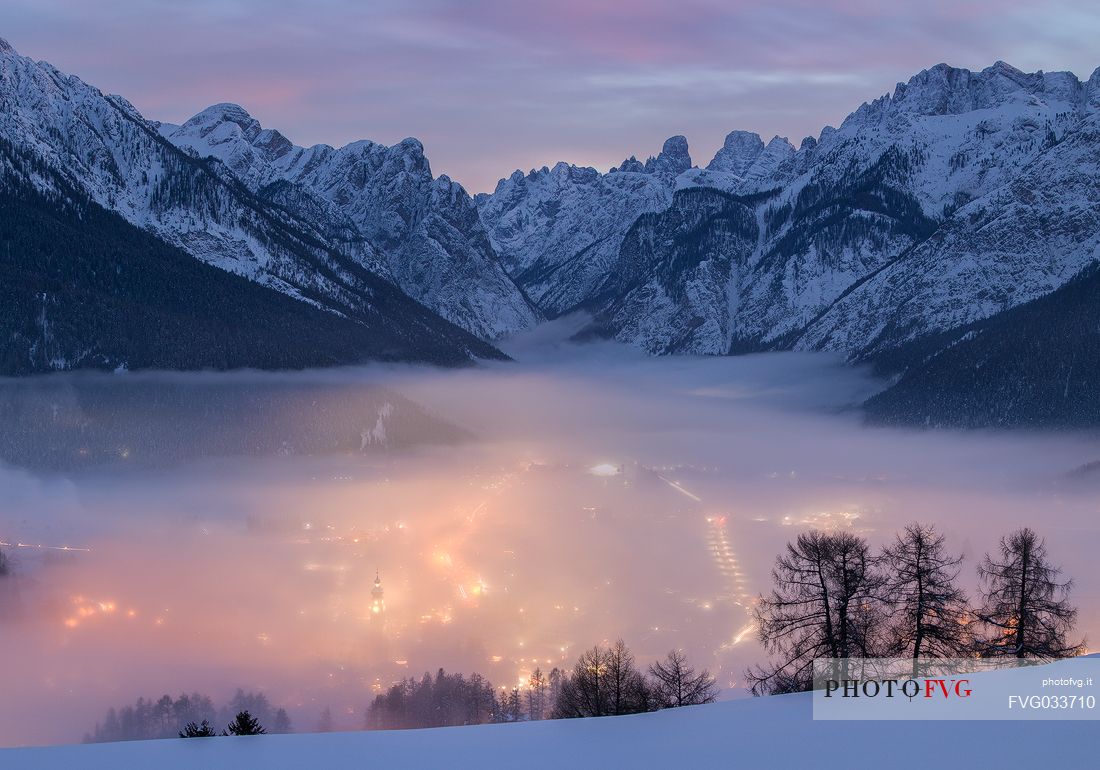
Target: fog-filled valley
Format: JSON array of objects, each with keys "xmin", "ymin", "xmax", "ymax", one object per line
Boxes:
[{"xmin": 2, "ymin": 326, "xmax": 1099, "ymax": 748}]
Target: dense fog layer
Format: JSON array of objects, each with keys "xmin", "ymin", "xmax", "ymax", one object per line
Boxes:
[{"xmin": 2, "ymin": 323, "xmax": 1099, "ymax": 747}]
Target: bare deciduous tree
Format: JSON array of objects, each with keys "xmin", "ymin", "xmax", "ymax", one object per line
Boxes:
[
  {"xmin": 746, "ymin": 530, "xmax": 886, "ymax": 695},
  {"xmin": 648, "ymin": 649, "xmax": 718, "ymax": 708},
  {"xmin": 976, "ymin": 527, "xmax": 1083, "ymax": 659},
  {"xmin": 881, "ymin": 523, "xmax": 972, "ymax": 671},
  {"xmin": 553, "ymin": 640, "xmax": 649, "ymax": 717}
]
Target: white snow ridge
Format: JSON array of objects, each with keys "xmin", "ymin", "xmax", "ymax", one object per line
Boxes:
[{"xmin": 4, "ymin": 659, "xmax": 1095, "ymax": 769}]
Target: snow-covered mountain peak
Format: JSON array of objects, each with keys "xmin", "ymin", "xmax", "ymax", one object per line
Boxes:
[
  {"xmin": 430, "ymin": 173, "xmax": 470, "ymax": 205},
  {"xmin": 724, "ymin": 134, "xmax": 794, "ymax": 189},
  {"xmin": 375, "ymin": 136, "xmax": 432, "ymax": 177},
  {"xmin": 183, "ymin": 102, "xmax": 261, "ymax": 135},
  {"xmin": 0, "ymin": 37, "xmax": 14, "ymax": 55},
  {"xmin": 161, "ymin": 109, "xmax": 537, "ymax": 337},
  {"xmin": 706, "ymin": 130, "xmax": 764, "ymax": 174},
  {"xmin": 479, "ymin": 57, "xmax": 1100, "ymax": 363},
  {"xmin": 613, "ymin": 155, "xmax": 646, "ymax": 173},
  {"xmin": 164, "ymin": 102, "xmax": 303, "ymax": 172},
  {"xmin": 879, "ymin": 60, "xmax": 1091, "ymax": 120},
  {"xmin": 168, "ymin": 105, "xmax": 435, "ymax": 180},
  {"xmin": 983, "ymin": 59, "xmax": 1029, "ymax": 82},
  {"xmin": 171, "ymin": 102, "xmax": 281, "ymax": 162},
  {"xmin": 646, "ymin": 134, "xmax": 692, "ymax": 174},
  {"xmin": 393, "ymin": 135, "xmax": 427, "ymax": 160},
  {"xmin": 608, "ymin": 136, "xmax": 691, "ymax": 176},
  {"xmin": 0, "ymin": 40, "xmax": 534, "ymax": 342}
]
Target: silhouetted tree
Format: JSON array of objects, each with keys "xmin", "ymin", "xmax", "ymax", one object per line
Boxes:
[
  {"xmin": 880, "ymin": 523, "xmax": 972, "ymax": 671},
  {"xmin": 746, "ymin": 530, "xmax": 886, "ymax": 695},
  {"xmin": 154, "ymin": 695, "xmax": 174, "ymax": 736},
  {"xmin": 223, "ymin": 690, "xmax": 272, "ymax": 730},
  {"xmin": 605, "ymin": 639, "xmax": 650, "ymax": 714},
  {"xmin": 86, "ymin": 692, "xmax": 219, "ymax": 742},
  {"xmin": 547, "ymin": 668, "xmax": 565, "ymax": 713},
  {"xmin": 554, "ymin": 640, "xmax": 648, "ymax": 717},
  {"xmin": 316, "ymin": 706, "xmax": 334, "ymax": 733},
  {"xmin": 648, "ymin": 650, "xmax": 719, "ymax": 708},
  {"xmin": 465, "ymin": 673, "xmax": 496, "ymax": 725},
  {"xmin": 0, "ymin": 547, "xmax": 9, "ymax": 576},
  {"xmin": 976, "ymin": 528, "xmax": 1084, "ymax": 659},
  {"xmin": 503, "ymin": 687, "xmax": 523, "ymax": 722},
  {"xmin": 526, "ymin": 668, "xmax": 548, "ymax": 721},
  {"xmin": 272, "ymin": 708, "xmax": 292, "ymax": 734},
  {"xmin": 179, "ymin": 720, "xmax": 217, "ymax": 738},
  {"xmin": 554, "ymin": 646, "xmax": 607, "ymax": 717},
  {"xmin": 224, "ymin": 710, "xmax": 266, "ymax": 736},
  {"xmin": 365, "ymin": 670, "xmax": 500, "ymax": 730}
]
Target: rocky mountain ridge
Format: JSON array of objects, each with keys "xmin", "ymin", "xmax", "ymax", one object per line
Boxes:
[{"xmin": 478, "ymin": 60, "xmax": 1100, "ymax": 362}]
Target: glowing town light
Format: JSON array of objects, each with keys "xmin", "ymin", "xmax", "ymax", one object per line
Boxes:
[
  {"xmin": 370, "ymin": 572, "xmax": 385, "ymax": 615},
  {"xmin": 588, "ymin": 463, "xmax": 621, "ymax": 477},
  {"xmin": 732, "ymin": 622, "xmax": 755, "ymax": 645}
]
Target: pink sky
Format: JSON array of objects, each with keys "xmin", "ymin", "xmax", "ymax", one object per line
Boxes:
[{"xmin": 3, "ymin": 0, "xmax": 1098, "ymax": 192}]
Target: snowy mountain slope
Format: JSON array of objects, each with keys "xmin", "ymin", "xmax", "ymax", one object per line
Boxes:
[
  {"xmin": 793, "ymin": 108, "xmax": 1100, "ymax": 356},
  {"xmin": 4, "ymin": 660, "xmax": 1095, "ymax": 769},
  {"xmin": 0, "ymin": 132, "xmax": 503, "ymax": 374},
  {"xmin": 687, "ymin": 132, "xmax": 797, "ymax": 193},
  {"xmin": 580, "ymin": 187, "xmax": 759, "ymax": 354},
  {"xmin": 479, "ymin": 60, "xmax": 1100, "ymax": 362},
  {"xmin": 741, "ymin": 62, "xmax": 1100, "ymax": 356},
  {"xmin": 475, "ymin": 137, "xmax": 691, "ymax": 316},
  {"xmin": 7, "ymin": 35, "xmax": 1100, "ymax": 386},
  {"xmin": 566, "ymin": 142, "xmax": 938, "ymax": 355},
  {"xmin": 707, "ymin": 129, "xmax": 767, "ymax": 175},
  {"xmin": 863, "ymin": 261, "xmax": 1100, "ymax": 428},
  {"xmin": 0, "ymin": 38, "xmax": 504, "ymax": 367},
  {"xmin": 159, "ymin": 104, "xmax": 537, "ymax": 340},
  {"xmin": 0, "ymin": 42, "xmax": 362, "ymax": 311}
]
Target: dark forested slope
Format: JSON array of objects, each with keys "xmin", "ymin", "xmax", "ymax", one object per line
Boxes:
[
  {"xmin": 0, "ymin": 138, "xmax": 504, "ymax": 374},
  {"xmin": 864, "ymin": 262, "xmax": 1100, "ymax": 428}
]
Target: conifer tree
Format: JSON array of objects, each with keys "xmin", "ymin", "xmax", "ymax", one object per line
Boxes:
[
  {"xmin": 179, "ymin": 720, "xmax": 217, "ymax": 738},
  {"xmin": 224, "ymin": 710, "xmax": 266, "ymax": 736},
  {"xmin": 272, "ymin": 708, "xmax": 292, "ymax": 734}
]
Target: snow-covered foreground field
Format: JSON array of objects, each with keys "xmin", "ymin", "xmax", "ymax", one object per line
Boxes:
[{"xmin": 3, "ymin": 670, "xmax": 1094, "ymax": 770}]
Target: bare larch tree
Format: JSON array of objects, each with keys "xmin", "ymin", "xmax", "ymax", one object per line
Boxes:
[
  {"xmin": 976, "ymin": 527, "xmax": 1084, "ymax": 659},
  {"xmin": 648, "ymin": 649, "xmax": 719, "ymax": 708},
  {"xmin": 880, "ymin": 523, "xmax": 972, "ymax": 670},
  {"xmin": 746, "ymin": 530, "xmax": 885, "ymax": 695},
  {"xmin": 553, "ymin": 640, "xmax": 648, "ymax": 717}
]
